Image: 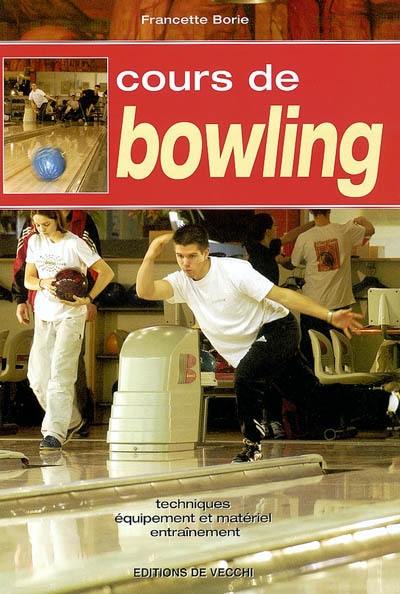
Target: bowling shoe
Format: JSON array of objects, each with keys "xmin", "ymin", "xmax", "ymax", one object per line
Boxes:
[
  {"xmin": 231, "ymin": 439, "xmax": 263, "ymax": 463},
  {"xmin": 39, "ymin": 436, "xmax": 62, "ymax": 450}
]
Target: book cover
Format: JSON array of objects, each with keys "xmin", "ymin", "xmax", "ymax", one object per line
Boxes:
[{"xmin": 0, "ymin": 3, "xmax": 399, "ymax": 593}]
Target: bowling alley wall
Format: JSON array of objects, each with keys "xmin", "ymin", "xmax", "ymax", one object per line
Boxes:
[
  {"xmin": 1, "ymin": 206, "xmax": 400, "ymax": 418},
  {"xmin": 4, "ymin": 58, "xmax": 107, "ymax": 98},
  {"xmin": 2, "ymin": 207, "xmax": 400, "ymax": 392}
]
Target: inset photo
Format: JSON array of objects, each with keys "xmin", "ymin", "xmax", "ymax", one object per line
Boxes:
[{"xmin": 3, "ymin": 57, "xmax": 108, "ymax": 194}]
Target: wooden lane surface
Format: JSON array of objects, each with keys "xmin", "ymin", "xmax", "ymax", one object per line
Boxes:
[
  {"xmin": 4, "ymin": 124, "xmax": 106, "ymax": 193},
  {"xmin": 4, "ymin": 122, "xmax": 65, "ymax": 144},
  {"xmin": 4, "ymin": 121, "xmax": 52, "ymax": 140},
  {"xmin": 4, "ymin": 123, "xmax": 33, "ymax": 139}
]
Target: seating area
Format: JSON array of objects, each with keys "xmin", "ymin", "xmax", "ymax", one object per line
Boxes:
[
  {"xmin": 308, "ymin": 329, "xmax": 390, "ymax": 386},
  {"xmin": 0, "ymin": 329, "xmax": 33, "ymax": 434},
  {"xmin": 0, "ymin": 330, "xmax": 9, "ymax": 367},
  {"xmin": 202, "ymin": 328, "xmax": 396, "ymax": 444}
]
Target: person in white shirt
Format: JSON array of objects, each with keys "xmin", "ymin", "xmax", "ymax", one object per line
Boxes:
[
  {"xmin": 28, "ymin": 83, "xmax": 55, "ymax": 123},
  {"xmin": 291, "ymin": 209, "xmax": 375, "ymax": 366},
  {"xmin": 136, "ymin": 224, "xmax": 367, "ymax": 463},
  {"xmin": 25, "ymin": 210, "xmax": 114, "ymax": 451}
]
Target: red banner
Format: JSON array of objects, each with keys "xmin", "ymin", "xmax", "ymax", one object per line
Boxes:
[{"xmin": 1, "ymin": 41, "xmax": 399, "ymax": 207}]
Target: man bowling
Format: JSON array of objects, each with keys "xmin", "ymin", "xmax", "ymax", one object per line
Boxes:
[{"xmin": 136, "ymin": 224, "xmax": 370, "ymax": 463}]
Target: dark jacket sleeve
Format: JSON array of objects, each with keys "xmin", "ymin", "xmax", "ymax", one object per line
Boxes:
[
  {"xmin": 83, "ymin": 215, "xmax": 102, "ymax": 256},
  {"xmin": 12, "ymin": 223, "xmax": 32, "ymax": 305},
  {"xmin": 82, "ymin": 214, "xmax": 102, "ymax": 290}
]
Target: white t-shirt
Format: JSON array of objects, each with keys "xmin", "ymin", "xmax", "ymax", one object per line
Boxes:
[
  {"xmin": 29, "ymin": 88, "xmax": 48, "ymax": 108},
  {"xmin": 165, "ymin": 257, "xmax": 289, "ymax": 368},
  {"xmin": 291, "ymin": 221, "xmax": 365, "ymax": 309},
  {"xmin": 26, "ymin": 231, "xmax": 100, "ymax": 321}
]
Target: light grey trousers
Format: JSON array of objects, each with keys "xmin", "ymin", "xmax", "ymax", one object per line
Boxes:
[{"xmin": 28, "ymin": 316, "xmax": 85, "ymax": 442}]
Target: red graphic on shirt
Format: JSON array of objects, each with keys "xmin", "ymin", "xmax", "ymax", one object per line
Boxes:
[{"xmin": 314, "ymin": 239, "xmax": 340, "ymax": 272}]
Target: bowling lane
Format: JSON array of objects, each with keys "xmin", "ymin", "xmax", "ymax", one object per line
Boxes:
[
  {"xmin": 4, "ymin": 124, "xmax": 106, "ymax": 193},
  {"xmin": 4, "ymin": 121, "xmax": 62, "ymax": 142},
  {"xmin": 0, "ymin": 460, "xmax": 400, "ymax": 593},
  {"xmin": 1, "ymin": 434, "xmax": 400, "ymax": 592},
  {"xmin": 256, "ymin": 554, "xmax": 400, "ymax": 594},
  {"xmin": 1, "ymin": 434, "xmax": 400, "ymax": 491}
]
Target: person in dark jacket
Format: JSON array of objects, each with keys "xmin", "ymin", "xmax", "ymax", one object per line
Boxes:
[
  {"xmin": 244, "ymin": 213, "xmax": 314, "ymax": 285},
  {"xmin": 244, "ymin": 213, "xmax": 314, "ymax": 439},
  {"xmin": 12, "ymin": 210, "xmax": 101, "ymax": 437}
]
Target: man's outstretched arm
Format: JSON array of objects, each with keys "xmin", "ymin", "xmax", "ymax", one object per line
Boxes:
[
  {"xmin": 136, "ymin": 233, "xmax": 175, "ymax": 301},
  {"xmin": 268, "ymin": 285, "xmax": 363, "ymax": 338}
]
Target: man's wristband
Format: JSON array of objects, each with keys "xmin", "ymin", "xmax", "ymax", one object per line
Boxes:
[
  {"xmin": 326, "ymin": 310, "xmax": 334, "ymax": 324},
  {"xmin": 87, "ymin": 294, "xmax": 94, "ymax": 303}
]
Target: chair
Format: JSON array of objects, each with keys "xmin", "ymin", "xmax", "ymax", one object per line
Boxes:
[
  {"xmin": 0, "ymin": 329, "xmax": 34, "ymax": 434},
  {"xmin": 330, "ymin": 329, "xmax": 390, "ymax": 382},
  {"xmin": 308, "ymin": 330, "xmax": 386, "ymax": 385},
  {"xmin": 0, "ymin": 330, "xmax": 11, "ymax": 433},
  {"xmin": 0, "ymin": 330, "xmax": 10, "ymax": 370},
  {"xmin": 0, "ymin": 330, "xmax": 33, "ymax": 383}
]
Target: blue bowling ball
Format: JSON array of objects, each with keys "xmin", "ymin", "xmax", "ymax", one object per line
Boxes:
[{"xmin": 32, "ymin": 147, "xmax": 66, "ymax": 181}]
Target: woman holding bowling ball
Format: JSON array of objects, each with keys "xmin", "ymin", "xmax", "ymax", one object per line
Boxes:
[{"xmin": 24, "ymin": 210, "xmax": 114, "ymax": 451}]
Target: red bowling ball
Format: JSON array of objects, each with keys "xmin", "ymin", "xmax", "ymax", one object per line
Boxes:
[{"xmin": 54, "ymin": 268, "xmax": 88, "ymax": 302}]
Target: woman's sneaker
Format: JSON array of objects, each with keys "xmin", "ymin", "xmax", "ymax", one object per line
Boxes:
[
  {"xmin": 232, "ymin": 439, "xmax": 262, "ymax": 463},
  {"xmin": 39, "ymin": 436, "xmax": 62, "ymax": 450}
]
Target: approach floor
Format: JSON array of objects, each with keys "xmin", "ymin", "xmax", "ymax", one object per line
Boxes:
[{"xmin": 0, "ymin": 427, "xmax": 399, "ymax": 593}]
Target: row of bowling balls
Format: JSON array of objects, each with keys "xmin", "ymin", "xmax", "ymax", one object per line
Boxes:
[{"xmin": 95, "ymin": 282, "xmax": 162, "ymax": 309}]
